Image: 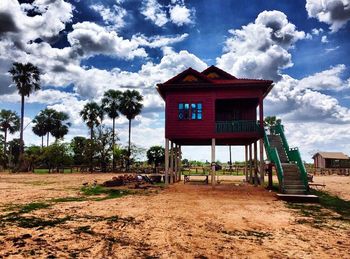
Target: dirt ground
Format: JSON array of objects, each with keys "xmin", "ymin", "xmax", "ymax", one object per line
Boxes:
[{"xmin": 0, "ymin": 173, "xmax": 349, "ymax": 259}]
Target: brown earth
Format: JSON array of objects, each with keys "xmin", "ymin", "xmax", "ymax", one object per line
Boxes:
[{"xmin": 0, "ymin": 173, "xmax": 349, "ymax": 258}]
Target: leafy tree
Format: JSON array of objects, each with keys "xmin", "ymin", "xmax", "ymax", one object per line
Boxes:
[
  {"xmin": 113, "ymin": 145, "xmax": 128, "ymax": 169},
  {"xmin": 94, "ymin": 126, "xmax": 113, "ymax": 172},
  {"xmin": 147, "ymin": 146, "xmax": 165, "ymax": 170},
  {"xmin": 119, "ymin": 90, "xmax": 143, "ymax": 170},
  {"xmin": 264, "ymin": 116, "xmax": 281, "ymax": 127},
  {"xmin": 41, "ymin": 142, "xmax": 72, "ymax": 173},
  {"xmin": 102, "ymin": 89, "xmax": 122, "ymax": 171},
  {"xmin": 80, "ymin": 102, "xmax": 104, "ymax": 172},
  {"xmin": 0, "ymin": 109, "xmax": 20, "ymax": 157},
  {"xmin": 7, "ymin": 138, "xmax": 21, "ymax": 168},
  {"xmin": 23, "ymin": 145, "xmax": 43, "ymax": 172},
  {"xmin": 9, "ymin": 62, "xmax": 40, "ymax": 156},
  {"xmin": 70, "ymin": 136, "xmax": 88, "ymax": 165}
]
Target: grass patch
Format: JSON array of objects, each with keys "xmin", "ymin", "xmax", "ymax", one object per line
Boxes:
[
  {"xmin": 18, "ymin": 202, "xmax": 50, "ymax": 214},
  {"xmin": 4, "ymin": 215, "xmax": 70, "ymax": 228},
  {"xmin": 50, "ymin": 196, "xmax": 88, "ymax": 203},
  {"xmin": 286, "ymin": 189, "xmax": 350, "ymax": 227},
  {"xmin": 311, "ymin": 189, "xmax": 350, "ymax": 220},
  {"xmin": 81, "ymin": 185, "xmax": 131, "ymax": 200}
]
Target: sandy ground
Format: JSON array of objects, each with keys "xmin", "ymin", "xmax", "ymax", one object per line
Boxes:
[{"xmin": 0, "ymin": 173, "xmax": 349, "ymax": 258}]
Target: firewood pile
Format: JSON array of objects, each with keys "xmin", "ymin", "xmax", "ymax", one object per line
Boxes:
[{"xmin": 102, "ymin": 174, "xmax": 151, "ymax": 187}]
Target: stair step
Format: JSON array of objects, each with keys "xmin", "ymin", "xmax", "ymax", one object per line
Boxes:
[
  {"xmin": 284, "ymin": 180, "xmax": 303, "ymax": 185},
  {"xmin": 284, "ymin": 189, "xmax": 306, "ymax": 195},
  {"xmin": 284, "ymin": 183, "xmax": 305, "ymax": 190}
]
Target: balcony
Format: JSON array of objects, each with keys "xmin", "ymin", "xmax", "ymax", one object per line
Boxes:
[{"xmin": 216, "ymin": 120, "xmax": 262, "ymax": 133}]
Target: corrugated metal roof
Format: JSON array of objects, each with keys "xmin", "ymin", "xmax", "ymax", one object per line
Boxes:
[{"xmin": 313, "ymin": 152, "xmax": 349, "ymax": 159}]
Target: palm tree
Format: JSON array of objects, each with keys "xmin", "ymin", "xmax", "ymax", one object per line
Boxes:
[
  {"xmin": 51, "ymin": 112, "xmax": 70, "ymax": 142},
  {"xmin": 80, "ymin": 102, "xmax": 104, "ymax": 141},
  {"xmin": 32, "ymin": 113, "xmax": 47, "ymax": 148},
  {"xmin": 9, "ymin": 62, "xmax": 40, "ymax": 155},
  {"xmin": 119, "ymin": 90, "xmax": 143, "ymax": 171},
  {"xmin": 80, "ymin": 102, "xmax": 104, "ymax": 171},
  {"xmin": 0, "ymin": 109, "xmax": 20, "ymax": 155},
  {"xmin": 33, "ymin": 109, "xmax": 70, "ymax": 146},
  {"xmin": 102, "ymin": 89, "xmax": 122, "ymax": 171}
]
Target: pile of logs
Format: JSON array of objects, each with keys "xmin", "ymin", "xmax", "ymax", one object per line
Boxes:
[{"xmin": 102, "ymin": 174, "xmax": 141, "ymax": 187}]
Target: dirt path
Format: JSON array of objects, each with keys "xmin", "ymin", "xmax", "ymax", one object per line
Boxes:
[{"xmin": 0, "ymin": 173, "xmax": 349, "ymax": 258}]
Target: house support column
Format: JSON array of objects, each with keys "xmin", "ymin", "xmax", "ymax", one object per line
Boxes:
[
  {"xmin": 249, "ymin": 144, "xmax": 253, "ymax": 183},
  {"xmin": 211, "ymin": 138, "xmax": 216, "ymax": 187},
  {"xmin": 174, "ymin": 144, "xmax": 178, "ymax": 182},
  {"xmin": 259, "ymin": 96, "xmax": 265, "ymax": 185},
  {"xmin": 165, "ymin": 138, "xmax": 169, "ymax": 186},
  {"xmin": 245, "ymin": 144, "xmax": 248, "ymax": 182},
  {"xmin": 170, "ymin": 141, "xmax": 174, "ymax": 184},
  {"xmin": 178, "ymin": 145, "xmax": 182, "ymax": 182},
  {"xmin": 254, "ymin": 141, "xmax": 258, "ymax": 186},
  {"xmin": 259, "ymin": 139, "xmax": 264, "ymax": 185}
]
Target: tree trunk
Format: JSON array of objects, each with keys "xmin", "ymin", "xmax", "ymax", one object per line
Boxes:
[
  {"xmin": 127, "ymin": 119, "xmax": 131, "ymax": 171},
  {"xmin": 4, "ymin": 129, "xmax": 7, "ymax": 155},
  {"xmin": 20, "ymin": 95, "xmax": 25, "ymax": 155},
  {"xmin": 89, "ymin": 126, "xmax": 93, "ymax": 172},
  {"xmin": 112, "ymin": 117, "xmax": 115, "ymax": 172},
  {"xmin": 41, "ymin": 136, "xmax": 44, "ymax": 149},
  {"xmin": 47, "ymin": 132, "xmax": 49, "ymax": 147}
]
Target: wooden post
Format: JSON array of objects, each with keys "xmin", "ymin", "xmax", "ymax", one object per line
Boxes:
[
  {"xmin": 259, "ymin": 138, "xmax": 264, "ymax": 185},
  {"xmin": 165, "ymin": 138, "xmax": 169, "ymax": 186},
  {"xmin": 211, "ymin": 138, "xmax": 216, "ymax": 187},
  {"xmin": 174, "ymin": 144, "xmax": 178, "ymax": 182},
  {"xmin": 244, "ymin": 145, "xmax": 248, "ymax": 181},
  {"xmin": 170, "ymin": 141, "xmax": 174, "ymax": 184},
  {"xmin": 249, "ymin": 144, "xmax": 253, "ymax": 183},
  {"xmin": 254, "ymin": 141, "xmax": 258, "ymax": 186},
  {"xmin": 178, "ymin": 145, "xmax": 182, "ymax": 182}
]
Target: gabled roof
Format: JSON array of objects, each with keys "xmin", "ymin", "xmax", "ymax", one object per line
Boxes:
[
  {"xmin": 157, "ymin": 66, "xmax": 273, "ymax": 99},
  {"xmin": 312, "ymin": 152, "xmax": 349, "ymax": 160},
  {"xmin": 162, "ymin": 67, "xmax": 213, "ymax": 85},
  {"xmin": 201, "ymin": 65, "xmax": 237, "ymax": 80}
]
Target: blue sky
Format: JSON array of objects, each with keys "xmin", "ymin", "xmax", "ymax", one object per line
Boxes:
[{"xmin": 0, "ymin": 0, "xmax": 350, "ymax": 162}]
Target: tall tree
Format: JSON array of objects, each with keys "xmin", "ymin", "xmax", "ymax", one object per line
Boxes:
[
  {"xmin": 101, "ymin": 89, "xmax": 122, "ymax": 171},
  {"xmin": 80, "ymin": 102, "xmax": 103, "ymax": 171},
  {"xmin": 51, "ymin": 112, "xmax": 70, "ymax": 141},
  {"xmin": 32, "ymin": 113, "xmax": 47, "ymax": 148},
  {"xmin": 0, "ymin": 109, "xmax": 20, "ymax": 156},
  {"xmin": 9, "ymin": 62, "xmax": 40, "ymax": 156},
  {"xmin": 119, "ymin": 90, "xmax": 143, "ymax": 171}
]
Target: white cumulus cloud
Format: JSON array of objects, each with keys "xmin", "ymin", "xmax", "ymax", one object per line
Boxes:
[{"xmin": 306, "ymin": 0, "xmax": 350, "ymax": 32}]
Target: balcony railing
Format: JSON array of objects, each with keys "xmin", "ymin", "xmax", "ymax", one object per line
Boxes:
[{"xmin": 216, "ymin": 120, "xmax": 262, "ymax": 133}]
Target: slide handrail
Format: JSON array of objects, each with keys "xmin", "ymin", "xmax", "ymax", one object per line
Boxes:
[
  {"xmin": 263, "ymin": 130, "xmax": 284, "ymax": 192},
  {"xmin": 273, "ymin": 123, "xmax": 309, "ymax": 191}
]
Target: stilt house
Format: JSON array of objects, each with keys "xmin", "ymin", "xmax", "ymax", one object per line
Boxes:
[{"xmin": 157, "ymin": 66, "xmax": 273, "ymax": 185}]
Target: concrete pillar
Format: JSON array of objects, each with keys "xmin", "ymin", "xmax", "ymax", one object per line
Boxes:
[
  {"xmin": 170, "ymin": 141, "xmax": 174, "ymax": 184},
  {"xmin": 165, "ymin": 138, "xmax": 169, "ymax": 186},
  {"xmin": 211, "ymin": 138, "xmax": 216, "ymax": 187},
  {"xmin": 259, "ymin": 138, "xmax": 264, "ymax": 185}
]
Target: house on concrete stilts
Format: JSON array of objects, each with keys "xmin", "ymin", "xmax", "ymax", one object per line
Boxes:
[{"xmin": 157, "ymin": 65, "xmax": 273, "ymax": 186}]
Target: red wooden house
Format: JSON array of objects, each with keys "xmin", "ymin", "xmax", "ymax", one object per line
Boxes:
[{"xmin": 157, "ymin": 66, "xmax": 273, "ymax": 185}]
